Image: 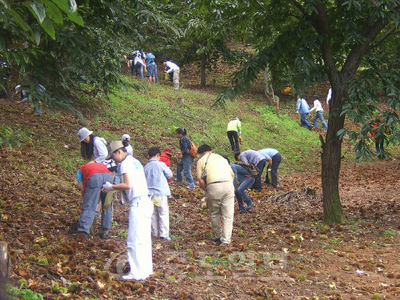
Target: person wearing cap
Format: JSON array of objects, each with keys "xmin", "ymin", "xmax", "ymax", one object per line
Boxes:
[
  {"xmin": 196, "ymin": 144, "xmax": 235, "ymax": 246},
  {"xmin": 102, "ymin": 141, "xmax": 153, "ymax": 281},
  {"xmin": 75, "ymin": 162, "xmax": 113, "ymax": 239},
  {"xmin": 144, "ymin": 147, "xmax": 173, "ymax": 240},
  {"xmin": 122, "ymin": 134, "xmax": 133, "ymax": 156},
  {"xmin": 226, "ymin": 117, "xmax": 241, "ymax": 152},
  {"xmin": 309, "ymin": 94, "xmax": 328, "ymax": 131},
  {"xmin": 78, "ymin": 127, "xmax": 108, "ymax": 163}
]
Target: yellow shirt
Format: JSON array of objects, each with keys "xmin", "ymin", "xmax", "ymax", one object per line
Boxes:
[{"xmin": 197, "ymin": 153, "xmax": 233, "ymax": 184}]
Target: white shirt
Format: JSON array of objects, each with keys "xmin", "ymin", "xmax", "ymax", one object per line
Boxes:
[
  {"xmin": 310, "ymin": 99, "xmax": 323, "ymax": 112},
  {"xmin": 120, "ymin": 155, "xmax": 149, "ymax": 201},
  {"xmin": 125, "ymin": 144, "xmax": 133, "ymax": 156},
  {"xmin": 93, "ymin": 137, "xmax": 108, "ymax": 163},
  {"xmin": 165, "ymin": 61, "xmax": 179, "ymax": 73}
]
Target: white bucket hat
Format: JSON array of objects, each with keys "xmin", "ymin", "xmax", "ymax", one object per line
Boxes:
[{"xmin": 78, "ymin": 127, "xmax": 93, "ymax": 142}]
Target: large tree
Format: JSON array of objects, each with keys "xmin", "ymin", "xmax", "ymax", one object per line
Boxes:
[{"xmin": 208, "ymin": 0, "xmax": 400, "ymax": 223}]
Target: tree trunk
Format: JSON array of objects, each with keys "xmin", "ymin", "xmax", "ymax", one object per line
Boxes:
[
  {"xmin": 200, "ymin": 52, "xmax": 206, "ymax": 87},
  {"xmin": 321, "ymin": 82, "xmax": 346, "ymax": 223}
]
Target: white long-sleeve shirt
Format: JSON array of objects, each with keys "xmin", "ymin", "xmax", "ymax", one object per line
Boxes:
[
  {"xmin": 310, "ymin": 99, "xmax": 323, "ymax": 112},
  {"xmin": 165, "ymin": 61, "xmax": 179, "ymax": 73}
]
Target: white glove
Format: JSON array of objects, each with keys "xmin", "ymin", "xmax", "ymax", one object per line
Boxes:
[
  {"xmin": 268, "ymin": 169, "xmax": 271, "ymax": 172},
  {"xmin": 103, "ymin": 181, "xmax": 113, "ymax": 190},
  {"xmin": 238, "ymin": 131, "xmax": 242, "ymax": 136}
]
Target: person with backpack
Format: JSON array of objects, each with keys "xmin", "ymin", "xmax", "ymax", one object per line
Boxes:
[
  {"xmin": 175, "ymin": 128, "xmax": 195, "ymax": 189},
  {"xmin": 226, "ymin": 117, "xmax": 242, "ymax": 152},
  {"xmin": 144, "ymin": 147, "xmax": 173, "ymax": 241},
  {"xmin": 258, "ymin": 148, "xmax": 282, "ymax": 190},
  {"xmin": 296, "ymin": 94, "xmax": 313, "ymax": 130},
  {"xmin": 163, "ymin": 60, "xmax": 180, "ymax": 89},
  {"xmin": 78, "ymin": 127, "xmax": 108, "ymax": 163},
  {"xmin": 196, "ymin": 145, "xmax": 234, "ymax": 245},
  {"xmin": 132, "ymin": 50, "xmax": 145, "ymax": 79},
  {"xmin": 234, "ymin": 150, "xmax": 267, "ymax": 192}
]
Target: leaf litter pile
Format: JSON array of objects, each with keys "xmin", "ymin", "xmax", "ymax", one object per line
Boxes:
[{"xmin": 0, "ymin": 99, "xmax": 399, "ymax": 300}]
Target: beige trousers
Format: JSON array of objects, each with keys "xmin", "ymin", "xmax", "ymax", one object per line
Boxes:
[{"xmin": 205, "ymin": 181, "xmax": 235, "ymax": 244}]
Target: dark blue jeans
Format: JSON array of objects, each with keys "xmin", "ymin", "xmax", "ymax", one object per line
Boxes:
[
  {"xmin": 313, "ymin": 111, "xmax": 328, "ymax": 130},
  {"xmin": 236, "ymin": 176, "xmax": 255, "ymax": 211},
  {"xmin": 265, "ymin": 153, "xmax": 282, "ymax": 188},
  {"xmin": 177, "ymin": 153, "xmax": 194, "ymax": 187},
  {"xmin": 252, "ymin": 159, "xmax": 267, "ymax": 190},
  {"xmin": 300, "ymin": 113, "xmax": 313, "ymax": 129}
]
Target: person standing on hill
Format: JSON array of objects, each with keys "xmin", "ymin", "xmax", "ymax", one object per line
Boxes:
[
  {"xmin": 296, "ymin": 94, "xmax": 313, "ymax": 130},
  {"xmin": 226, "ymin": 117, "xmax": 241, "ymax": 152},
  {"xmin": 163, "ymin": 60, "xmax": 180, "ymax": 89},
  {"xmin": 122, "ymin": 133, "xmax": 133, "ymax": 156},
  {"xmin": 144, "ymin": 147, "xmax": 173, "ymax": 241},
  {"xmin": 196, "ymin": 144, "xmax": 235, "ymax": 246},
  {"xmin": 132, "ymin": 50, "xmax": 145, "ymax": 79},
  {"xmin": 102, "ymin": 141, "xmax": 153, "ymax": 281},
  {"xmin": 76, "ymin": 162, "xmax": 113, "ymax": 239},
  {"xmin": 258, "ymin": 148, "xmax": 282, "ymax": 190},
  {"xmin": 175, "ymin": 128, "xmax": 195, "ymax": 189},
  {"xmin": 145, "ymin": 52, "xmax": 157, "ymax": 83},
  {"xmin": 78, "ymin": 127, "xmax": 108, "ymax": 163},
  {"xmin": 234, "ymin": 150, "xmax": 267, "ymax": 192},
  {"xmin": 309, "ymin": 95, "xmax": 328, "ymax": 131}
]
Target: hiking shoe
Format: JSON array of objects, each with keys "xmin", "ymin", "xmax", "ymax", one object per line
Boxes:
[
  {"xmin": 99, "ymin": 230, "xmax": 109, "ymax": 240},
  {"xmin": 186, "ymin": 185, "xmax": 195, "ymax": 190},
  {"xmin": 211, "ymin": 237, "xmax": 221, "ymax": 243},
  {"xmin": 246, "ymin": 205, "xmax": 253, "ymax": 211},
  {"xmin": 238, "ymin": 209, "xmax": 246, "ymax": 213},
  {"xmin": 161, "ymin": 236, "xmax": 171, "ymax": 241}
]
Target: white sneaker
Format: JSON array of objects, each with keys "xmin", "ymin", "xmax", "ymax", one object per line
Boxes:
[{"xmin": 122, "ymin": 274, "xmax": 136, "ymax": 280}]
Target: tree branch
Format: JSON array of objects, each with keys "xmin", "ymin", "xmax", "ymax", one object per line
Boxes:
[{"xmin": 368, "ymin": 26, "xmax": 398, "ymax": 51}]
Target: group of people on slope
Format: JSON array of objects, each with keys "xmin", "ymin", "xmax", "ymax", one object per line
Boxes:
[
  {"xmin": 76, "ymin": 127, "xmax": 175, "ymax": 281},
  {"xmin": 296, "ymin": 94, "xmax": 328, "ymax": 131},
  {"xmin": 127, "ymin": 50, "xmax": 180, "ymax": 89}
]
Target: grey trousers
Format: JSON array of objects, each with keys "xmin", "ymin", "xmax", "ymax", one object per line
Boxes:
[{"xmin": 77, "ymin": 172, "xmax": 113, "ymax": 234}]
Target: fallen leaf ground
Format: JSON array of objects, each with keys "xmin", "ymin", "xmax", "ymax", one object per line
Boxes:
[{"xmin": 1, "ymin": 92, "xmax": 399, "ymax": 300}]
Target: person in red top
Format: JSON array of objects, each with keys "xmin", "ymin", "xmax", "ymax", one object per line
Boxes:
[
  {"xmin": 159, "ymin": 148, "xmax": 173, "ymax": 183},
  {"xmin": 370, "ymin": 117, "xmax": 388, "ymax": 159},
  {"xmin": 76, "ymin": 162, "xmax": 113, "ymax": 239}
]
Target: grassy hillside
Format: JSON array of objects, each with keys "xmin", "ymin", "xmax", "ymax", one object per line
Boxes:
[{"xmin": 50, "ymin": 76, "xmax": 326, "ymax": 174}]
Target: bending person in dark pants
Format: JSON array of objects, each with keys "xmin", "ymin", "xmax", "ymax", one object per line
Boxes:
[
  {"xmin": 76, "ymin": 162, "xmax": 113, "ymax": 239},
  {"xmin": 234, "ymin": 150, "xmax": 267, "ymax": 192},
  {"xmin": 259, "ymin": 148, "xmax": 282, "ymax": 190}
]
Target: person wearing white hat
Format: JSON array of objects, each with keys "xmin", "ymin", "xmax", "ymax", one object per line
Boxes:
[
  {"xmin": 102, "ymin": 141, "xmax": 153, "ymax": 281},
  {"xmin": 122, "ymin": 133, "xmax": 133, "ymax": 156},
  {"xmin": 78, "ymin": 127, "xmax": 108, "ymax": 163}
]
